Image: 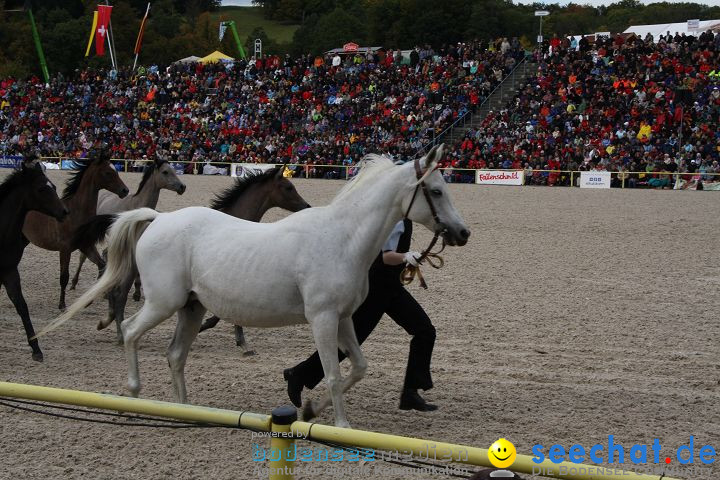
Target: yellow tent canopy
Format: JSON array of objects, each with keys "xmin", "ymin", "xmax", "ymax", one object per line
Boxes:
[{"xmin": 199, "ymin": 51, "xmax": 234, "ymax": 64}]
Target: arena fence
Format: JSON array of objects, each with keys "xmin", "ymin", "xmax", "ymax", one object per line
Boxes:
[
  {"xmin": 34, "ymin": 156, "xmax": 720, "ymax": 189},
  {"xmin": 0, "ymin": 381, "xmax": 682, "ymax": 480}
]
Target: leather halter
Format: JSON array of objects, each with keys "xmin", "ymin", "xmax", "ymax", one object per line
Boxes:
[{"xmin": 400, "ymin": 158, "xmax": 446, "ymax": 289}]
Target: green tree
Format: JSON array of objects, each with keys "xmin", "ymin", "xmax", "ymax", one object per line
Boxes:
[{"xmin": 293, "ymin": 6, "xmax": 367, "ymax": 54}]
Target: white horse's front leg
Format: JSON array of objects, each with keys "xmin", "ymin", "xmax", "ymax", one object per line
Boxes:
[
  {"xmin": 305, "ymin": 316, "xmax": 366, "ymax": 427},
  {"xmin": 305, "ymin": 311, "xmax": 349, "ymax": 428},
  {"xmin": 337, "ymin": 315, "xmax": 367, "ymax": 391}
]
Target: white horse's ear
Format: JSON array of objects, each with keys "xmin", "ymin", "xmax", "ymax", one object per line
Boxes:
[{"xmin": 415, "ymin": 144, "xmax": 445, "ymax": 185}]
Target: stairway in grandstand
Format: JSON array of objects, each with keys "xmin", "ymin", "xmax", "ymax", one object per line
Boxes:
[{"xmin": 443, "ymin": 56, "xmax": 537, "ymax": 147}]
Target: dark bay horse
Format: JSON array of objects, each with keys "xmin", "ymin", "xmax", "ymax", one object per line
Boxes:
[
  {"xmin": 0, "ymin": 162, "xmax": 69, "ymax": 361},
  {"xmin": 76, "ymin": 165, "xmax": 310, "ymax": 346},
  {"xmin": 22, "ymin": 153, "xmax": 129, "ymax": 310}
]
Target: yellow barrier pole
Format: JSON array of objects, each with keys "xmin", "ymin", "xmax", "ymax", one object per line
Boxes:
[
  {"xmin": 292, "ymin": 422, "xmax": 682, "ymax": 480},
  {"xmin": 269, "ymin": 406, "xmax": 297, "ymax": 480},
  {"xmin": 0, "ymin": 381, "xmax": 271, "ymax": 431}
]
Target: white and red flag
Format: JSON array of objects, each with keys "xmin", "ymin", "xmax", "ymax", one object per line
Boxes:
[{"xmin": 95, "ymin": 5, "xmax": 113, "ymax": 56}]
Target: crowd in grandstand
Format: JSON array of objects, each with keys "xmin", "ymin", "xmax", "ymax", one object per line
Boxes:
[
  {"xmin": 442, "ymin": 30, "xmax": 720, "ymax": 187},
  {"xmin": 3, "ymin": 29, "xmax": 720, "ymax": 188},
  {"xmin": 0, "ymin": 38, "xmax": 523, "ymax": 178}
]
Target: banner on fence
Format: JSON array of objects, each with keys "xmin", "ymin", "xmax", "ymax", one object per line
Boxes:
[
  {"xmin": 231, "ymin": 163, "xmax": 277, "ymax": 178},
  {"xmin": 580, "ymin": 171, "xmax": 611, "ymax": 189},
  {"xmin": 61, "ymin": 159, "xmax": 83, "ymax": 170},
  {"xmin": 475, "ymin": 170, "xmax": 524, "ymax": 186},
  {"xmin": 0, "ymin": 155, "xmax": 22, "ymax": 168},
  {"xmin": 170, "ymin": 162, "xmax": 185, "ymax": 175}
]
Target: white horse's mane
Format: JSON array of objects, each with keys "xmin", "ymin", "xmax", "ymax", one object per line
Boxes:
[{"xmin": 333, "ymin": 154, "xmax": 396, "ymax": 203}]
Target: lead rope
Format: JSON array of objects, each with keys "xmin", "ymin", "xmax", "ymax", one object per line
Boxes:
[{"xmin": 400, "ymin": 158, "xmax": 447, "ymax": 289}]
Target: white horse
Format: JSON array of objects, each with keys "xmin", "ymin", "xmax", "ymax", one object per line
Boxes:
[{"xmin": 38, "ymin": 145, "xmax": 470, "ymax": 428}]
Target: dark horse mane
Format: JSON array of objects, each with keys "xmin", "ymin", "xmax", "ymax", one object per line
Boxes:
[
  {"xmin": 62, "ymin": 160, "xmax": 93, "ymax": 200},
  {"xmin": 135, "ymin": 159, "xmax": 168, "ymax": 195},
  {"xmin": 0, "ymin": 168, "xmax": 38, "ymax": 205},
  {"xmin": 210, "ymin": 166, "xmax": 281, "ymax": 211}
]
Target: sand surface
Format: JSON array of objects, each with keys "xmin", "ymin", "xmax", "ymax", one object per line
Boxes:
[{"xmin": 0, "ymin": 171, "xmax": 718, "ymax": 480}]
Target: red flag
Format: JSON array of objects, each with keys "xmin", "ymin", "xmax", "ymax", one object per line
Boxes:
[
  {"xmin": 95, "ymin": 5, "xmax": 113, "ymax": 56},
  {"xmin": 134, "ymin": 3, "xmax": 151, "ymax": 55}
]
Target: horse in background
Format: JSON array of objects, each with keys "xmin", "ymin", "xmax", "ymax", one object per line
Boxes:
[
  {"xmin": 22, "ymin": 151, "xmax": 129, "ymax": 310},
  {"xmin": 69, "ymin": 156, "xmax": 186, "ymax": 290},
  {"xmin": 74, "ymin": 164, "xmax": 310, "ymax": 345},
  {"xmin": 39, "ymin": 144, "xmax": 470, "ymax": 428},
  {"xmin": 0, "ymin": 160, "xmax": 68, "ymax": 361}
]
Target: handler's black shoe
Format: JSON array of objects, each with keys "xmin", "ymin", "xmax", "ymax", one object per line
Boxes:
[
  {"xmin": 283, "ymin": 368, "xmax": 304, "ymax": 408},
  {"xmin": 399, "ymin": 388, "xmax": 438, "ymax": 412}
]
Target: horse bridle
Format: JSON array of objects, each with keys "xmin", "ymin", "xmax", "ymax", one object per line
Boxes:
[{"xmin": 400, "ymin": 157, "xmax": 446, "ymax": 289}]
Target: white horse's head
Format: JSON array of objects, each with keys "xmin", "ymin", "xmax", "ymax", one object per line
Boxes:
[{"xmin": 402, "ymin": 144, "xmax": 470, "ymax": 246}]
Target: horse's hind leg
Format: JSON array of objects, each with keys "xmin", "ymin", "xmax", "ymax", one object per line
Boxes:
[
  {"xmin": 132, "ymin": 275, "xmax": 141, "ymax": 302},
  {"xmin": 198, "ymin": 315, "xmax": 220, "ymax": 332},
  {"xmin": 199, "ymin": 318, "xmax": 256, "ymax": 356},
  {"xmin": 111, "ymin": 277, "xmax": 134, "ymax": 345},
  {"xmin": 2, "ymin": 268, "xmax": 43, "ymax": 362},
  {"xmin": 81, "ymin": 245, "xmax": 106, "ymax": 278},
  {"xmin": 69, "ymin": 253, "xmax": 87, "ymax": 290},
  {"xmin": 167, "ymin": 300, "xmax": 206, "ymax": 403},
  {"xmin": 58, "ymin": 249, "xmax": 71, "ymax": 310},
  {"xmin": 121, "ymin": 302, "xmax": 176, "ymax": 398},
  {"xmin": 234, "ymin": 326, "xmax": 256, "ymax": 356}
]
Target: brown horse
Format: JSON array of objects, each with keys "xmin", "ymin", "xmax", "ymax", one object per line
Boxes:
[
  {"xmin": 22, "ymin": 154, "xmax": 129, "ymax": 310},
  {"xmin": 69, "ymin": 156, "xmax": 186, "ymax": 290},
  {"xmin": 0, "ymin": 161, "xmax": 69, "ymax": 361}
]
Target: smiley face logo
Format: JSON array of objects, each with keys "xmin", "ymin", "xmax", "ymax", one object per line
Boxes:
[{"xmin": 488, "ymin": 438, "xmax": 517, "ymax": 469}]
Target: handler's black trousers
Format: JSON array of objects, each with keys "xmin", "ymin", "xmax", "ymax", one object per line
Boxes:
[{"xmin": 290, "ymin": 282, "xmax": 435, "ymax": 391}]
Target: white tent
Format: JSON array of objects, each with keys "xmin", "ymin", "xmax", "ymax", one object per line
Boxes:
[
  {"xmin": 624, "ymin": 20, "xmax": 720, "ymax": 40},
  {"xmin": 174, "ymin": 55, "xmax": 201, "ymax": 64}
]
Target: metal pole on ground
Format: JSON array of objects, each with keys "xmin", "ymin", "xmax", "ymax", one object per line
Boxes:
[
  {"xmin": 0, "ymin": 381, "xmax": 271, "ymax": 430},
  {"xmin": 269, "ymin": 406, "xmax": 297, "ymax": 480},
  {"xmin": 292, "ymin": 421, "xmax": 682, "ymax": 480},
  {"xmin": 0, "ymin": 382, "xmax": 683, "ymax": 480}
]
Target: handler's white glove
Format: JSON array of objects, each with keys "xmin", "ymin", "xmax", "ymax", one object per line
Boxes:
[{"xmin": 403, "ymin": 251, "xmax": 421, "ymax": 267}]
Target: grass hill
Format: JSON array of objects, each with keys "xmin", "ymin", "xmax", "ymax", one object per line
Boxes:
[{"xmin": 212, "ymin": 7, "xmax": 299, "ymax": 45}]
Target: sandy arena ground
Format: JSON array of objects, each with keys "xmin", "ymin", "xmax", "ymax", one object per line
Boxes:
[{"xmin": 0, "ymin": 170, "xmax": 718, "ymax": 480}]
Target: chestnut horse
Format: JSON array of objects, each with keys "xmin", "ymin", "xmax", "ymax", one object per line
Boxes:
[{"xmin": 22, "ymin": 153, "xmax": 129, "ymax": 309}]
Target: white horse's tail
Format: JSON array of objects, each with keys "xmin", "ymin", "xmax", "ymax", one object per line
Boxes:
[{"xmin": 34, "ymin": 208, "xmax": 159, "ymax": 338}]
